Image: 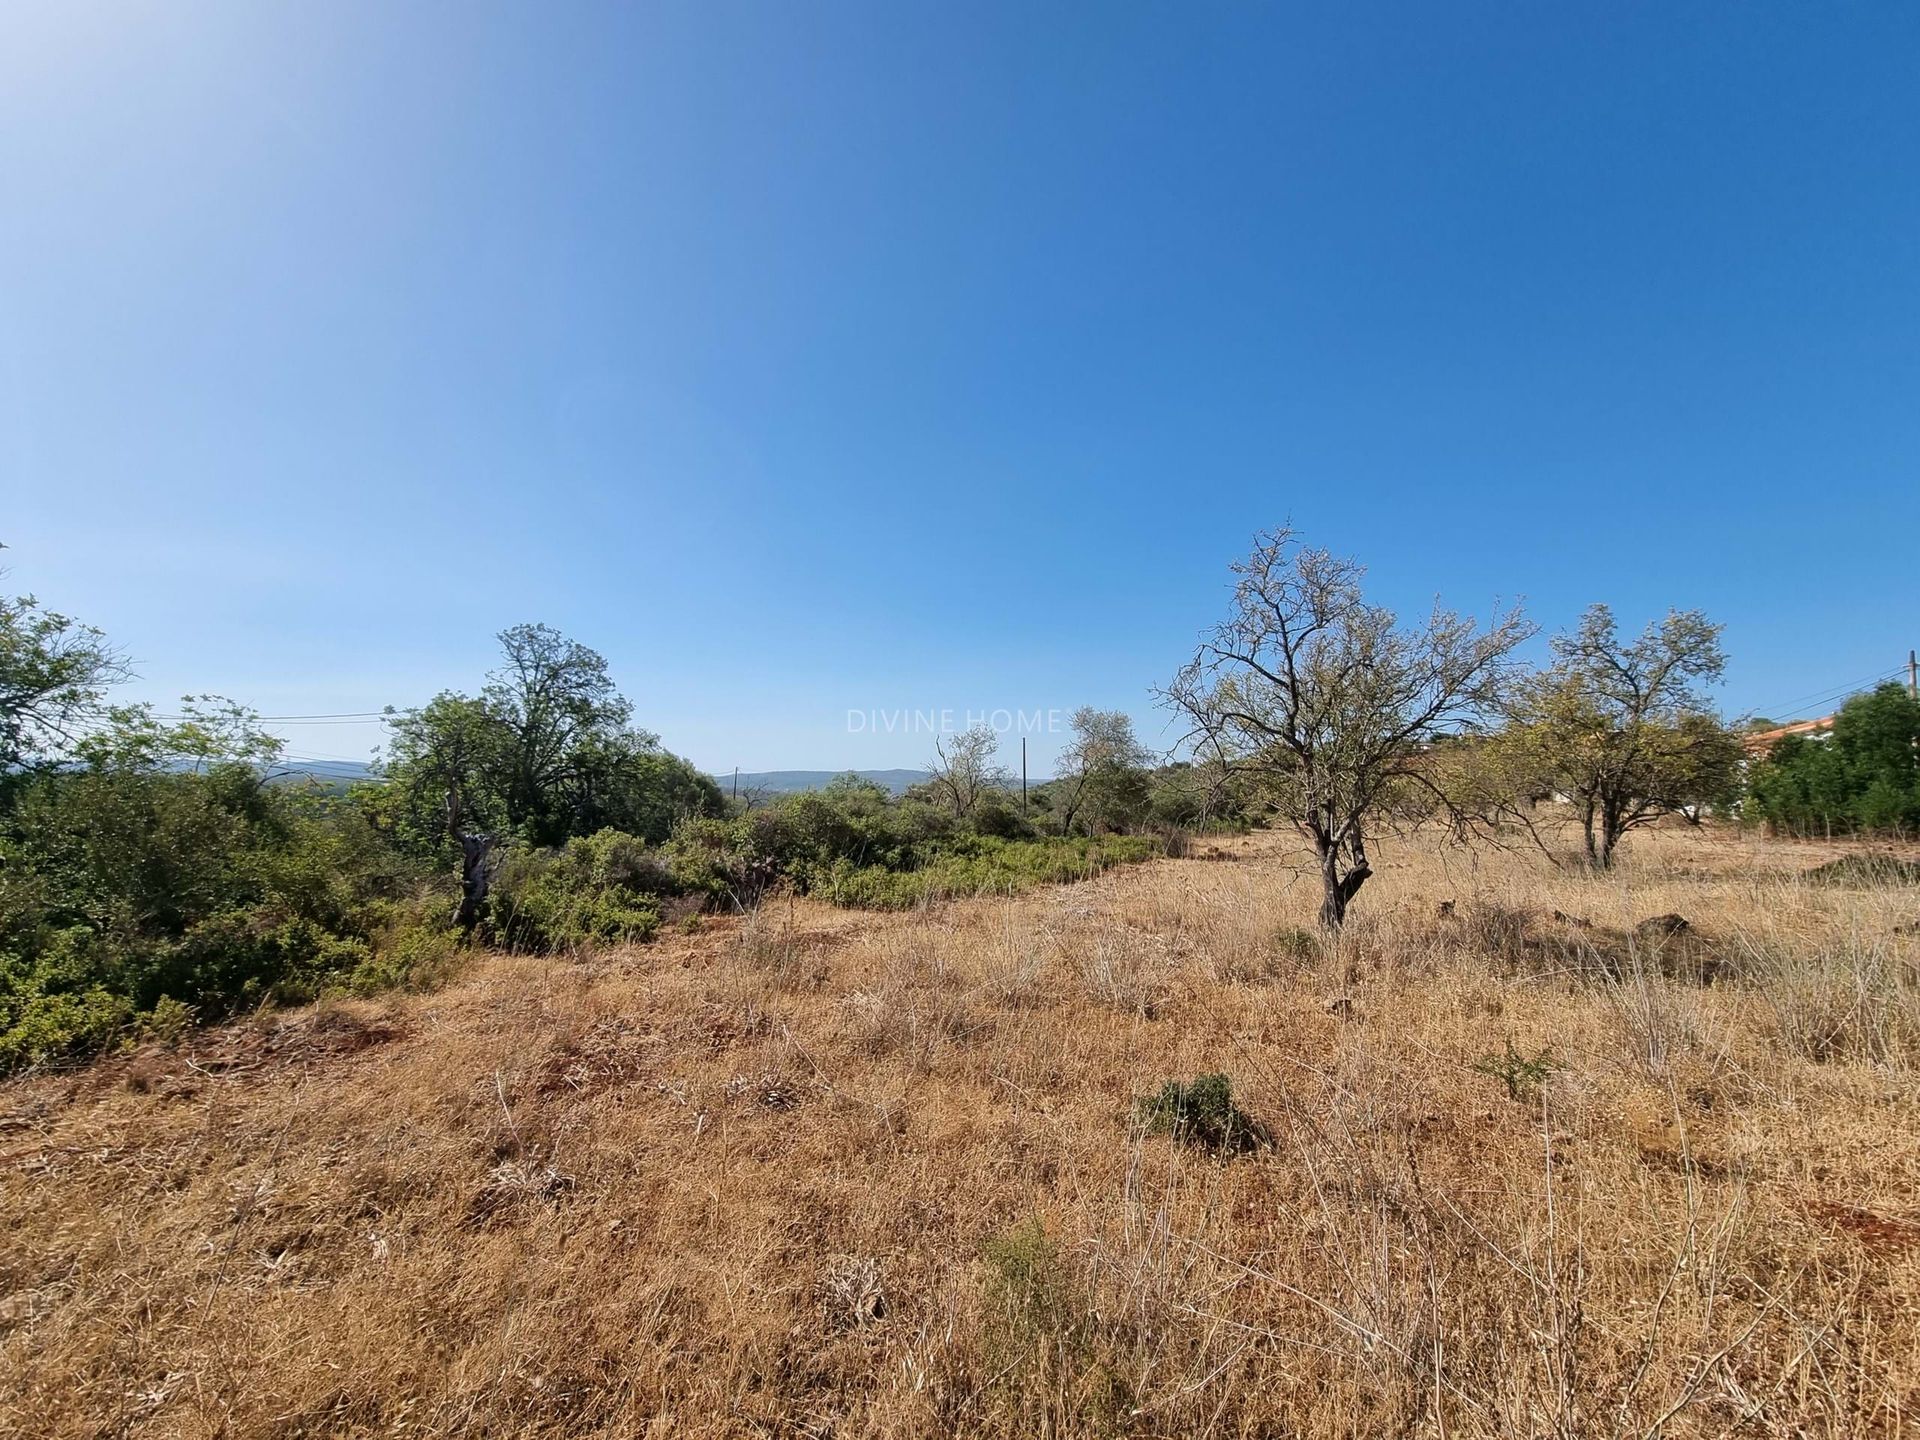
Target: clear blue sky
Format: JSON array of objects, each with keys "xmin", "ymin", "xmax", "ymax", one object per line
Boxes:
[{"xmin": 4, "ymin": 2, "xmax": 1915, "ymax": 776}]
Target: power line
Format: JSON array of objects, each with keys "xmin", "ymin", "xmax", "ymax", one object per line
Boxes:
[
  {"xmin": 1749, "ymin": 665, "xmax": 1905, "ymax": 722},
  {"xmin": 148, "ymin": 709, "xmax": 410, "ymax": 724}
]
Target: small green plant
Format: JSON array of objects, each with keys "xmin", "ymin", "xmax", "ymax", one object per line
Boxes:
[
  {"xmin": 1474, "ymin": 1038, "xmax": 1557, "ymax": 1101},
  {"xmin": 981, "ymin": 1218, "xmax": 1077, "ymax": 1340},
  {"xmin": 1271, "ymin": 926, "xmax": 1323, "ymax": 964},
  {"xmin": 134, "ymin": 995, "xmax": 197, "ymax": 1045},
  {"xmin": 1136, "ymin": 1073, "xmax": 1269, "ymax": 1154},
  {"xmin": 977, "ymin": 1219, "xmax": 1131, "ymax": 1426}
]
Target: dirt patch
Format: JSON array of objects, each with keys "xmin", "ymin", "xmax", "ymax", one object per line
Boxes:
[{"xmin": 1807, "ymin": 1200, "xmax": 1920, "ymax": 1256}]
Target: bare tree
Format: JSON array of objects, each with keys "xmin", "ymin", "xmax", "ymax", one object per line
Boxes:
[
  {"xmin": 925, "ymin": 722, "xmax": 1007, "ymax": 819},
  {"xmin": 1162, "ymin": 530, "xmax": 1534, "ymax": 930}
]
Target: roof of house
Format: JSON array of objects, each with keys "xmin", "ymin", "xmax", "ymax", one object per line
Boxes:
[{"xmin": 1740, "ymin": 715, "xmax": 1834, "ymax": 753}]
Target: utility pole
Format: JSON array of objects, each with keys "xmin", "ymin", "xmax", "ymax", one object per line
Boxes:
[
  {"xmin": 1909, "ymin": 650, "xmax": 1917, "ymax": 700},
  {"xmin": 732, "ymin": 767, "xmax": 739, "ymax": 803},
  {"xmin": 1021, "ymin": 736, "xmax": 1028, "ymax": 817}
]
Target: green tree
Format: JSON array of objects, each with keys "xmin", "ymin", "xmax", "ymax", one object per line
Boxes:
[
  {"xmin": 1747, "ymin": 683, "xmax": 1920, "ymax": 835},
  {"xmin": 1491, "ymin": 606, "xmax": 1740, "ymax": 867},
  {"xmin": 1052, "ymin": 707, "xmax": 1152, "ymax": 835},
  {"xmin": 1, "ymin": 702, "xmax": 428, "ymax": 1068},
  {"xmin": 0, "ymin": 577, "xmax": 128, "ymax": 779},
  {"xmin": 380, "ymin": 625, "xmax": 720, "ymax": 925}
]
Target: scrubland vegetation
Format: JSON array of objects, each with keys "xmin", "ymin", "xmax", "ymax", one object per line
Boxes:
[
  {"xmin": 4, "ymin": 823, "xmax": 1919, "ymax": 1437},
  {"xmin": 0, "ymin": 571, "xmax": 1190, "ymax": 1070},
  {"xmin": 6, "ymin": 533, "xmax": 1920, "ymax": 1434}
]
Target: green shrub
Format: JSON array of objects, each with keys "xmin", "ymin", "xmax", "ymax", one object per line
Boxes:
[
  {"xmin": 1747, "ymin": 684, "xmax": 1920, "ymax": 836},
  {"xmin": 981, "ymin": 1218, "xmax": 1079, "ymax": 1341},
  {"xmin": 1136, "ymin": 1073, "xmax": 1269, "ymax": 1153},
  {"xmin": 661, "ymin": 815, "xmax": 782, "ymax": 908},
  {"xmin": 1473, "ymin": 1039, "xmax": 1557, "ymax": 1101},
  {"xmin": 344, "ymin": 908, "xmax": 467, "ymax": 996},
  {"xmin": 0, "ymin": 764, "xmax": 443, "ymax": 1069},
  {"xmin": 0, "ymin": 930, "xmax": 134, "ymax": 1071},
  {"xmin": 1271, "ymin": 926, "xmax": 1324, "ymax": 964},
  {"xmin": 978, "ymin": 1218, "xmax": 1131, "ymax": 1426},
  {"xmin": 491, "ymin": 829, "xmax": 665, "ymax": 952},
  {"xmin": 814, "ymin": 834, "xmax": 1160, "ymax": 911}
]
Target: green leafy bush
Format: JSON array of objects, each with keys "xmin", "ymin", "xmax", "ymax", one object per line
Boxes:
[
  {"xmin": 490, "ymin": 829, "xmax": 668, "ymax": 952},
  {"xmin": 1136, "ymin": 1073, "xmax": 1269, "ymax": 1153},
  {"xmin": 1748, "ymin": 684, "xmax": 1920, "ymax": 836},
  {"xmin": 0, "ymin": 762, "xmax": 447, "ymax": 1070},
  {"xmin": 812, "ymin": 834, "xmax": 1160, "ymax": 910}
]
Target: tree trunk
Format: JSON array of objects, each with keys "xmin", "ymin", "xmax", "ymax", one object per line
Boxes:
[
  {"xmin": 445, "ymin": 787, "xmax": 495, "ymax": 933},
  {"xmin": 1315, "ymin": 831, "xmax": 1373, "ymax": 931},
  {"xmin": 453, "ymin": 831, "xmax": 494, "ymax": 932},
  {"xmin": 1598, "ymin": 801, "xmax": 1624, "ymax": 870}
]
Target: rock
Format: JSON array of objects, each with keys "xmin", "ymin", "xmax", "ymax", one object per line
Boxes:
[{"xmin": 1635, "ymin": 913, "xmax": 1691, "ymax": 941}]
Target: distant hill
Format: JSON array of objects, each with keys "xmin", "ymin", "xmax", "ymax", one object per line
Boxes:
[
  {"xmin": 266, "ymin": 758, "xmax": 377, "ymax": 788},
  {"xmin": 262, "ymin": 761, "xmax": 932, "ymax": 800},
  {"xmin": 712, "ymin": 768, "xmax": 928, "ymax": 797}
]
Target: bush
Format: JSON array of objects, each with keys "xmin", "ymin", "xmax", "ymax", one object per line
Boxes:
[
  {"xmin": 981, "ymin": 1218, "xmax": 1080, "ymax": 1341},
  {"xmin": 491, "ymin": 829, "xmax": 667, "ymax": 952},
  {"xmin": 0, "ymin": 926, "xmax": 133, "ymax": 1071},
  {"xmin": 1473, "ymin": 1039, "xmax": 1557, "ymax": 1102},
  {"xmin": 1747, "ymin": 684, "xmax": 1920, "ymax": 836},
  {"xmin": 978, "ymin": 1217, "xmax": 1131, "ymax": 1427},
  {"xmin": 1136, "ymin": 1073, "xmax": 1269, "ymax": 1153},
  {"xmin": 343, "ymin": 908, "xmax": 467, "ymax": 996},
  {"xmin": 661, "ymin": 815, "xmax": 782, "ymax": 908},
  {"xmin": 0, "ymin": 765, "xmax": 445, "ymax": 1069},
  {"xmin": 813, "ymin": 835, "xmax": 1161, "ymax": 911}
]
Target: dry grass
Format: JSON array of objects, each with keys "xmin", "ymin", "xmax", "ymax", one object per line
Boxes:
[{"xmin": 4, "ymin": 824, "xmax": 1920, "ymax": 1436}]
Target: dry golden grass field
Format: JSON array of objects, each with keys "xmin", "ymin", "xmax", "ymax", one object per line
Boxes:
[{"xmin": 4, "ymin": 824, "xmax": 1919, "ymax": 1438}]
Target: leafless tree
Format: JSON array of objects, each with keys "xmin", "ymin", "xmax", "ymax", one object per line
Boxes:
[{"xmin": 1162, "ymin": 529, "xmax": 1534, "ymax": 930}]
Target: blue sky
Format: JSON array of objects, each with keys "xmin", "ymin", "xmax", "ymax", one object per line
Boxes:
[{"xmin": 3, "ymin": 2, "xmax": 1915, "ymax": 776}]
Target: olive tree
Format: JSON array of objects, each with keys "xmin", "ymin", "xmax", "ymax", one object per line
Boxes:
[
  {"xmin": 1052, "ymin": 707, "xmax": 1151, "ymax": 834},
  {"xmin": 1163, "ymin": 530, "xmax": 1533, "ymax": 930},
  {"xmin": 925, "ymin": 722, "xmax": 1007, "ymax": 819}
]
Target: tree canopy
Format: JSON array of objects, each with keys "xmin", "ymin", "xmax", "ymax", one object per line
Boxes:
[
  {"xmin": 379, "ymin": 624, "xmax": 722, "ymax": 853},
  {"xmin": 1163, "ymin": 529, "xmax": 1533, "ymax": 928},
  {"xmin": 1747, "ymin": 683, "xmax": 1920, "ymax": 835},
  {"xmin": 1477, "ymin": 605, "xmax": 1741, "ymax": 867}
]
